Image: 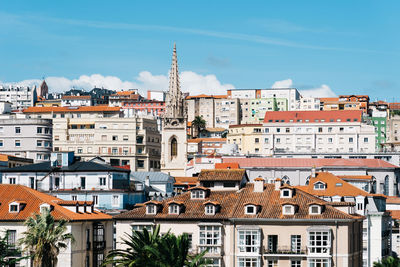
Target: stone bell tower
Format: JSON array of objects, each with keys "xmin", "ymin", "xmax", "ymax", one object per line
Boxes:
[{"xmin": 160, "ymin": 44, "xmax": 188, "ymax": 176}]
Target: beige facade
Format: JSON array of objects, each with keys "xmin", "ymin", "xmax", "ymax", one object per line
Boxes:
[
  {"xmin": 227, "ymin": 124, "xmax": 266, "ymax": 155},
  {"xmin": 52, "ymin": 115, "xmax": 160, "ymax": 171}
]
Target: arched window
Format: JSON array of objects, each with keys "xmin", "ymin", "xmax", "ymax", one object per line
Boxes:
[
  {"xmin": 371, "ymin": 176, "xmax": 376, "ymax": 193},
  {"xmin": 384, "ymin": 175, "xmax": 390, "ymax": 195},
  {"xmin": 305, "ymin": 176, "xmax": 311, "ymax": 185},
  {"xmin": 171, "ymin": 137, "xmax": 177, "ymax": 158},
  {"xmin": 282, "ymin": 175, "xmax": 290, "ymax": 185}
]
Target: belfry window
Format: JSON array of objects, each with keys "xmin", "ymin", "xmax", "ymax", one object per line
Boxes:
[{"xmin": 171, "ymin": 138, "xmax": 177, "ymax": 158}]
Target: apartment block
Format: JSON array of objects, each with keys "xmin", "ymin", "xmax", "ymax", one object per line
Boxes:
[
  {"xmin": 114, "ymin": 169, "xmax": 363, "ymax": 267},
  {"xmin": 0, "ymin": 113, "xmax": 52, "ymax": 162},
  {"xmin": 0, "ymin": 85, "xmax": 37, "ymax": 109},
  {"xmin": 240, "ymin": 97, "xmax": 288, "ymax": 124}
]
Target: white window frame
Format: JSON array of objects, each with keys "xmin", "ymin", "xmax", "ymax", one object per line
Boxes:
[
  {"xmin": 307, "ymin": 230, "xmax": 331, "ymax": 255},
  {"xmin": 191, "ymin": 190, "xmax": 205, "ymax": 199},
  {"xmin": 238, "ymin": 229, "xmax": 261, "ymax": 253},
  {"xmin": 282, "ymin": 205, "xmax": 295, "ymax": 215},
  {"xmin": 146, "ymin": 204, "xmax": 157, "ymax": 215},
  {"xmin": 205, "ymin": 204, "xmax": 216, "ymax": 215},
  {"xmin": 313, "ymin": 182, "xmax": 326, "ymax": 190},
  {"xmin": 199, "ymin": 225, "xmax": 221, "ymax": 254},
  {"xmin": 309, "ymin": 205, "xmax": 322, "ymax": 215},
  {"xmin": 238, "ymin": 257, "xmax": 260, "ymax": 267},
  {"xmin": 112, "ymin": 195, "xmax": 120, "ymax": 207},
  {"xmin": 280, "ymin": 189, "xmax": 293, "ymax": 198},
  {"xmin": 245, "ymin": 205, "xmax": 257, "ymax": 215},
  {"xmin": 9, "ymin": 203, "xmax": 19, "ymax": 213},
  {"xmin": 169, "ymin": 204, "xmax": 180, "ymax": 215}
]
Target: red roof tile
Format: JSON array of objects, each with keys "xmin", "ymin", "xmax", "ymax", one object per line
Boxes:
[
  {"xmin": 198, "ymin": 169, "xmax": 246, "ymax": 182},
  {"xmin": 23, "ymin": 106, "xmax": 121, "ymax": 113},
  {"xmin": 222, "ymin": 157, "xmax": 399, "ymax": 168},
  {"xmin": 0, "ymin": 185, "xmax": 112, "ymax": 221},
  {"xmin": 263, "ymin": 110, "xmax": 362, "ymax": 124}
]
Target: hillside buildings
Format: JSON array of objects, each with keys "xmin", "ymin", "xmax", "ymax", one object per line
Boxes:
[{"xmin": 0, "ymin": 85, "xmax": 37, "ymax": 110}]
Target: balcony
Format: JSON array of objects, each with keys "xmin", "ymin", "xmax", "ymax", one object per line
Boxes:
[{"xmin": 263, "ymin": 246, "xmax": 307, "ymax": 256}]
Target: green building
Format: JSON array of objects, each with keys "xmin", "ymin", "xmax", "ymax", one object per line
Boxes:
[
  {"xmin": 249, "ymin": 97, "xmax": 288, "ymax": 123},
  {"xmin": 371, "ymin": 116, "xmax": 387, "ymax": 149}
]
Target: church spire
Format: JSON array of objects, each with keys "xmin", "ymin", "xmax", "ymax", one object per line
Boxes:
[{"xmin": 164, "ymin": 43, "xmax": 186, "ymax": 119}]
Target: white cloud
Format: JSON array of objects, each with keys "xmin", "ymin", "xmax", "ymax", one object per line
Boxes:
[
  {"xmin": 271, "ymin": 78, "xmax": 337, "ymax": 98},
  {"xmin": 0, "ymin": 71, "xmax": 234, "ymax": 96},
  {"xmin": 300, "ymin": 85, "xmax": 337, "ymax": 98},
  {"xmin": 271, "ymin": 78, "xmax": 293, "ymax": 88}
]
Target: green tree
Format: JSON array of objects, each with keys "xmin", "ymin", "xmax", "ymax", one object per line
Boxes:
[
  {"xmin": 0, "ymin": 231, "xmax": 25, "ymax": 266},
  {"xmin": 18, "ymin": 210, "xmax": 75, "ymax": 267},
  {"xmin": 192, "ymin": 116, "xmax": 206, "ymax": 138},
  {"xmin": 374, "ymin": 256, "xmax": 400, "ymax": 267},
  {"xmin": 103, "ymin": 225, "xmax": 209, "ymax": 267}
]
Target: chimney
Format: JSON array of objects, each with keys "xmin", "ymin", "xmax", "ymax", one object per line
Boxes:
[
  {"xmin": 311, "ymin": 166, "xmax": 316, "ymax": 178},
  {"xmin": 275, "ymin": 178, "xmax": 282, "ymax": 191},
  {"xmin": 254, "ymin": 176, "xmax": 265, "ymax": 192},
  {"xmin": 145, "ymin": 175, "xmax": 150, "ymax": 187}
]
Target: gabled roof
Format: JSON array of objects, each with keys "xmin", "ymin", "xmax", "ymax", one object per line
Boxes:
[
  {"xmin": 198, "ymin": 169, "xmax": 246, "ymax": 182},
  {"xmin": 263, "ymin": 110, "xmax": 362, "ymax": 124},
  {"xmin": 115, "ymin": 183, "xmax": 361, "ymax": 221},
  {"xmin": 222, "ymin": 157, "xmax": 399, "ymax": 169},
  {"xmin": 295, "ymin": 172, "xmax": 376, "ymax": 197},
  {"xmin": 2, "ymin": 161, "xmax": 130, "ymax": 173},
  {"xmin": 0, "ymin": 185, "xmax": 111, "ymax": 221}
]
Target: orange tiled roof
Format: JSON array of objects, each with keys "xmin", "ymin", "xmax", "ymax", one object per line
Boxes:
[
  {"xmin": 115, "ymin": 91, "xmax": 137, "ymax": 96},
  {"xmin": 263, "ymin": 110, "xmax": 362, "ymax": 124},
  {"xmin": 198, "ymin": 169, "xmax": 246, "ymax": 182},
  {"xmin": 0, "ymin": 185, "xmax": 111, "ymax": 221},
  {"xmin": 389, "ymin": 210, "xmax": 400, "ymax": 220},
  {"xmin": 23, "ymin": 106, "xmax": 121, "ymax": 113},
  {"xmin": 319, "ymin": 97, "xmax": 339, "ymax": 102},
  {"xmin": 295, "ymin": 172, "xmax": 373, "ymax": 197},
  {"xmin": 223, "ymin": 157, "xmax": 399, "ymax": 169},
  {"xmin": 215, "ymin": 163, "xmax": 240, "ymax": 169},
  {"xmin": 174, "ymin": 176, "xmax": 198, "ymax": 186},
  {"xmin": 62, "ymin": 95, "xmax": 91, "ymax": 100},
  {"xmin": 115, "ymin": 183, "xmax": 362, "ymax": 221},
  {"xmin": 337, "ymin": 175, "xmax": 373, "ymax": 180},
  {"xmin": 386, "ymin": 196, "xmax": 400, "ymax": 204}
]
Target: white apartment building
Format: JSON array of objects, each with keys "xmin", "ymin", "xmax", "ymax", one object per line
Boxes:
[
  {"xmin": 214, "ymin": 98, "xmax": 240, "ymax": 128},
  {"xmin": 0, "ymin": 113, "xmax": 52, "ymax": 162},
  {"xmin": 61, "ymin": 95, "xmax": 92, "ymax": 106},
  {"xmin": 0, "ymin": 85, "xmax": 37, "ymax": 109},
  {"xmin": 23, "ymin": 106, "xmax": 161, "ymax": 171},
  {"xmin": 228, "ymin": 110, "xmax": 376, "ymax": 155},
  {"xmin": 295, "ymin": 97, "xmax": 321, "ymax": 110},
  {"xmin": 114, "ymin": 169, "xmax": 363, "ymax": 267}
]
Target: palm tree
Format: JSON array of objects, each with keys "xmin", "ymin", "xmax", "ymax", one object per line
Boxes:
[
  {"xmin": 0, "ymin": 231, "xmax": 25, "ymax": 266},
  {"xmin": 374, "ymin": 256, "xmax": 400, "ymax": 267},
  {"xmin": 192, "ymin": 116, "xmax": 206, "ymax": 138},
  {"xmin": 103, "ymin": 225, "xmax": 209, "ymax": 267},
  {"xmin": 18, "ymin": 210, "xmax": 74, "ymax": 267}
]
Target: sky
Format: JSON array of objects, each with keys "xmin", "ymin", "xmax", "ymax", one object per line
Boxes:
[{"xmin": 0, "ymin": 1, "xmax": 399, "ymax": 100}]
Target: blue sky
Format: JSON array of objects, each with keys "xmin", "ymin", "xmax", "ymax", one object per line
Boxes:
[{"xmin": 0, "ymin": 1, "xmax": 399, "ymax": 100}]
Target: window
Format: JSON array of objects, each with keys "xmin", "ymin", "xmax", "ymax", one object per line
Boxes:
[
  {"xmin": 291, "ymin": 260, "xmax": 301, "ymax": 267},
  {"xmin": 291, "ymin": 235, "xmax": 301, "ymax": 253},
  {"xmin": 238, "ymin": 257, "xmax": 260, "ymax": 267},
  {"xmin": 318, "ymin": 127, "xmax": 322, "ymax": 133},
  {"xmin": 123, "ymin": 135, "xmax": 129, "ymax": 141},
  {"xmin": 15, "ymin": 127, "xmax": 21, "ymax": 134},
  {"xmin": 0, "ymin": 140, "xmax": 3, "ymax": 147},
  {"xmin": 327, "ymin": 138, "xmax": 332, "ymax": 143},
  {"xmin": 112, "ymin": 135, "xmax": 118, "ymax": 141},
  {"xmin": 169, "ymin": 204, "xmax": 179, "ymax": 214},
  {"xmin": 92, "ymin": 195, "xmax": 99, "ymax": 205},
  {"xmin": 37, "ymin": 127, "xmax": 42, "ymax": 134},
  {"xmin": 276, "ymin": 128, "xmax": 280, "ymax": 133},
  {"xmin": 281, "ymin": 189, "xmax": 292, "ymax": 198},
  {"xmin": 15, "ymin": 140, "xmax": 21, "ymax": 147},
  {"xmin": 313, "ymin": 182, "xmax": 325, "ymax": 190},
  {"xmin": 238, "ymin": 229, "xmax": 260, "ymax": 253},
  {"xmin": 255, "ymin": 138, "xmax": 259, "ymax": 143},
  {"xmin": 267, "ymin": 259, "xmax": 278, "ymax": 267},
  {"xmin": 137, "ymin": 160, "xmax": 144, "ymax": 168},
  {"xmin": 9, "ymin": 177, "xmax": 16, "ymax": 184},
  {"xmin": 349, "ymin": 137, "xmax": 354, "ymax": 143},
  {"xmin": 6, "ymin": 230, "xmax": 16, "ymax": 248},
  {"xmin": 101, "ymin": 135, "xmax": 107, "ymax": 141},
  {"xmin": 80, "ymin": 177, "xmax": 86, "ymax": 189},
  {"xmin": 286, "ymin": 128, "xmax": 290, "ymax": 133},
  {"xmin": 72, "ymin": 195, "xmax": 77, "ymax": 201},
  {"xmin": 205, "ymin": 205, "xmax": 215, "ymax": 215},
  {"xmin": 364, "ymin": 137, "xmax": 368, "ymax": 143},
  {"xmin": 77, "ymin": 147, "xmax": 83, "ymax": 154},
  {"xmin": 308, "ymin": 258, "xmax": 330, "ymax": 266},
  {"xmin": 308, "ymin": 230, "xmax": 330, "ymax": 254},
  {"xmin": 283, "ymin": 205, "xmax": 294, "ymax": 215},
  {"xmin": 191, "ymin": 190, "xmax": 205, "ymax": 199},
  {"xmin": 99, "ymin": 177, "xmax": 106, "ymax": 186},
  {"xmin": 267, "ymin": 235, "xmax": 278, "ymax": 253},
  {"xmin": 112, "ymin": 195, "xmax": 120, "ymax": 207},
  {"xmin": 357, "ymin": 203, "xmax": 363, "ymax": 210},
  {"xmin": 171, "ymin": 137, "xmax": 177, "ymax": 158},
  {"xmin": 245, "ymin": 205, "xmax": 256, "ymax": 215},
  {"xmin": 264, "ymin": 138, "xmax": 269, "ymax": 143},
  {"xmin": 146, "ymin": 205, "xmax": 156, "ymax": 214},
  {"xmin": 9, "ymin": 204, "xmax": 18, "ymax": 212},
  {"xmin": 199, "ymin": 225, "xmax": 221, "ymax": 254},
  {"xmin": 328, "ymin": 127, "xmax": 332, "ymax": 132},
  {"xmin": 276, "ymin": 138, "xmax": 280, "ymax": 143},
  {"xmin": 310, "ymin": 205, "xmax": 321, "ymax": 214}
]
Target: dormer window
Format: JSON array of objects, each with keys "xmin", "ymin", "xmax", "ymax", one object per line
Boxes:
[
  {"xmin": 146, "ymin": 204, "xmax": 157, "ymax": 215},
  {"xmin": 40, "ymin": 203, "xmax": 51, "ymax": 213},
  {"xmin": 205, "ymin": 205, "xmax": 215, "ymax": 215},
  {"xmin": 313, "ymin": 182, "xmax": 326, "ymax": 190},
  {"xmin": 282, "ymin": 204, "xmax": 295, "ymax": 215},
  {"xmin": 190, "ymin": 188, "xmax": 206, "ymax": 199},
  {"xmin": 169, "ymin": 204, "xmax": 180, "ymax": 215},
  {"xmin": 309, "ymin": 204, "xmax": 322, "ymax": 215},
  {"xmin": 9, "ymin": 204, "xmax": 19, "ymax": 213},
  {"xmin": 245, "ymin": 204, "xmax": 257, "ymax": 215},
  {"xmin": 280, "ymin": 188, "xmax": 293, "ymax": 198}
]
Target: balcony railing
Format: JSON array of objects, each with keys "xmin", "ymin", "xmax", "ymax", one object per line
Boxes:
[{"xmin": 264, "ymin": 246, "xmax": 307, "ymax": 255}]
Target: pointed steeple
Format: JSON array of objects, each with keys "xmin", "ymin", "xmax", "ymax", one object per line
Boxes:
[{"xmin": 164, "ymin": 43, "xmax": 186, "ymax": 119}]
